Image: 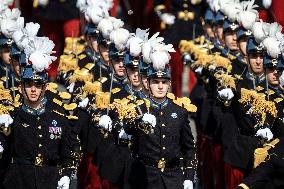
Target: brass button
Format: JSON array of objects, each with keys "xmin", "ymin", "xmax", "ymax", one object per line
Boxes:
[
  {"xmin": 39, "ymin": 135, "xmax": 42, "ymax": 138},
  {"xmin": 162, "ymin": 135, "xmax": 166, "ymax": 138},
  {"xmin": 161, "ymin": 124, "xmax": 165, "ymax": 127},
  {"xmin": 39, "ymin": 144, "xmax": 42, "ymax": 147},
  {"xmin": 38, "ymin": 126, "xmax": 42, "ymax": 129},
  {"xmin": 183, "ymin": 3, "xmax": 188, "ymax": 8},
  {"xmin": 38, "ymin": 154, "xmax": 42, "ymax": 157},
  {"xmin": 162, "ymin": 147, "xmax": 166, "ymax": 150},
  {"xmin": 160, "ymin": 112, "xmax": 163, "ymax": 115}
]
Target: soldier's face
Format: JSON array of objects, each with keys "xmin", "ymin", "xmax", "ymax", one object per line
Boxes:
[
  {"xmin": 89, "ymin": 37, "xmax": 98, "ymax": 53},
  {"xmin": 127, "ymin": 67, "xmax": 141, "ymax": 87},
  {"xmin": 224, "ymin": 31, "xmax": 238, "ymax": 51},
  {"xmin": 99, "ymin": 43, "xmax": 110, "ymax": 65},
  {"xmin": 204, "ymin": 24, "xmax": 214, "ymax": 39},
  {"xmin": 141, "ymin": 75, "xmax": 149, "ymax": 90},
  {"xmin": 0, "ymin": 47, "xmax": 11, "ymax": 65},
  {"xmin": 20, "ymin": 82, "xmax": 46, "ymax": 102},
  {"xmin": 149, "ymin": 78, "xmax": 170, "ymax": 99},
  {"xmin": 266, "ymin": 68, "xmax": 280, "ymax": 86},
  {"xmin": 10, "ymin": 58, "xmax": 20, "ymax": 77},
  {"xmin": 248, "ymin": 53, "xmax": 264, "ymax": 75},
  {"xmin": 238, "ymin": 38, "xmax": 247, "ymax": 57},
  {"xmin": 111, "ymin": 58, "xmax": 125, "ymax": 77},
  {"xmin": 214, "ymin": 24, "xmax": 223, "ymax": 43}
]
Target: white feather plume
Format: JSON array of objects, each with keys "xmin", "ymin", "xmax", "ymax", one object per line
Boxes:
[
  {"xmin": 0, "ymin": 8, "xmax": 24, "ymax": 38},
  {"xmin": 127, "ymin": 28, "xmax": 149, "ymax": 57},
  {"xmin": 219, "ymin": 0, "xmax": 241, "ymax": 22},
  {"xmin": 237, "ymin": 0, "xmax": 259, "ymax": 30},
  {"xmin": 208, "ymin": 0, "xmax": 220, "ymax": 12},
  {"xmin": 142, "ymin": 32, "xmax": 165, "ymax": 63},
  {"xmin": 150, "ymin": 51, "xmax": 171, "ymax": 71},
  {"xmin": 252, "ymin": 21, "xmax": 267, "ymax": 44},
  {"xmin": 109, "ymin": 28, "xmax": 130, "ymax": 51},
  {"xmin": 262, "ymin": 37, "xmax": 281, "ymax": 58},
  {"xmin": 97, "ymin": 17, "xmax": 124, "ymax": 39},
  {"xmin": 25, "ymin": 37, "xmax": 57, "ymax": 72},
  {"xmin": 85, "ymin": 5, "xmax": 109, "ymax": 24}
]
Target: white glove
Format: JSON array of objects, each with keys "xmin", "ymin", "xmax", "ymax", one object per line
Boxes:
[
  {"xmin": 262, "ymin": 0, "xmax": 272, "ymax": 9},
  {"xmin": 195, "ymin": 67, "xmax": 203, "ymax": 75},
  {"xmin": 67, "ymin": 82, "xmax": 75, "ymax": 93},
  {"xmin": 218, "ymin": 88, "xmax": 234, "ymax": 100},
  {"xmin": 78, "ymin": 97, "xmax": 89, "ymax": 108},
  {"xmin": 0, "ymin": 114, "xmax": 13, "ymax": 127},
  {"xmin": 119, "ymin": 128, "xmax": 132, "ymax": 140},
  {"xmin": 38, "ymin": 0, "xmax": 49, "ymax": 6},
  {"xmin": 161, "ymin": 13, "xmax": 175, "ymax": 25},
  {"xmin": 183, "ymin": 180, "xmax": 193, "ymax": 189},
  {"xmin": 57, "ymin": 176, "xmax": 70, "ymax": 189},
  {"xmin": 98, "ymin": 115, "xmax": 112, "ymax": 132},
  {"xmin": 256, "ymin": 128, "xmax": 273, "ymax": 141},
  {"xmin": 0, "ymin": 142, "xmax": 4, "ymax": 154},
  {"xmin": 142, "ymin": 113, "xmax": 156, "ymax": 127}
]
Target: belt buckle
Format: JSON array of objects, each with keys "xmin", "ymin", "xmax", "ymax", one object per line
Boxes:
[
  {"xmin": 158, "ymin": 158, "xmax": 166, "ymax": 172},
  {"xmin": 35, "ymin": 156, "xmax": 44, "ymax": 167}
]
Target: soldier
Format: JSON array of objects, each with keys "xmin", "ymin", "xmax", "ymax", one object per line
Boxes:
[{"xmin": 0, "ymin": 62, "xmax": 80, "ymax": 189}]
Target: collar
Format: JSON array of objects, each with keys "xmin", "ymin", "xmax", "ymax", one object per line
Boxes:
[
  {"xmin": 149, "ymin": 97, "xmax": 168, "ymax": 110},
  {"xmin": 85, "ymin": 46, "xmax": 96, "ymax": 61},
  {"xmin": 97, "ymin": 59, "xmax": 109, "ymax": 71},
  {"xmin": 246, "ymin": 71, "xmax": 266, "ymax": 83},
  {"xmin": 113, "ymin": 74, "xmax": 127, "ymax": 86},
  {"xmin": 22, "ymin": 97, "xmax": 47, "ymax": 116}
]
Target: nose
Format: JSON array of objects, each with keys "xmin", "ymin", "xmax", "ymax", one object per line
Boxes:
[
  {"xmin": 232, "ymin": 33, "xmax": 237, "ymax": 41},
  {"xmin": 158, "ymin": 82, "xmax": 163, "ymax": 89},
  {"xmin": 31, "ymin": 85, "xmax": 37, "ymax": 92}
]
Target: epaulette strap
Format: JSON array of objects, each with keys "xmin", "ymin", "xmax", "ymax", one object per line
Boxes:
[{"xmin": 53, "ymin": 98, "xmax": 63, "ymax": 106}]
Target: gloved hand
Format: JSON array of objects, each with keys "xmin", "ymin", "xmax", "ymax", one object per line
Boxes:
[
  {"xmin": 218, "ymin": 88, "xmax": 234, "ymax": 100},
  {"xmin": 142, "ymin": 113, "xmax": 156, "ymax": 127},
  {"xmin": 256, "ymin": 128, "xmax": 273, "ymax": 141},
  {"xmin": 78, "ymin": 97, "xmax": 89, "ymax": 108},
  {"xmin": 98, "ymin": 115, "xmax": 112, "ymax": 132},
  {"xmin": 38, "ymin": 0, "xmax": 49, "ymax": 7},
  {"xmin": 67, "ymin": 82, "xmax": 75, "ymax": 93},
  {"xmin": 119, "ymin": 128, "xmax": 131, "ymax": 140},
  {"xmin": 0, "ymin": 114, "xmax": 13, "ymax": 127},
  {"xmin": 194, "ymin": 67, "xmax": 203, "ymax": 75},
  {"xmin": 57, "ymin": 176, "xmax": 70, "ymax": 189},
  {"xmin": 262, "ymin": 0, "xmax": 272, "ymax": 9},
  {"xmin": 160, "ymin": 13, "xmax": 175, "ymax": 25},
  {"xmin": 183, "ymin": 180, "xmax": 193, "ymax": 189}
]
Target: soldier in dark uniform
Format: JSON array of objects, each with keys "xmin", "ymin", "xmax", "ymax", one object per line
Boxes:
[
  {"xmin": 236, "ymin": 138, "xmax": 284, "ymax": 189},
  {"xmin": 153, "ymin": 0, "xmax": 206, "ymax": 96},
  {"xmin": 124, "ymin": 65, "xmax": 197, "ymax": 189},
  {"xmin": 0, "ymin": 34, "xmax": 13, "ymax": 89},
  {"xmin": 0, "ymin": 64, "xmax": 80, "ymax": 189}
]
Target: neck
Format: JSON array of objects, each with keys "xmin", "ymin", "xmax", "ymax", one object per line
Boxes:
[
  {"xmin": 151, "ymin": 96, "xmax": 166, "ymax": 104},
  {"xmin": 24, "ymin": 98, "xmax": 42, "ymax": 110}
]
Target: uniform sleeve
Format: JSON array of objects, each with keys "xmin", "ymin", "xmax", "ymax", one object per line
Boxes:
[
  {"xmin": 237, "ymin": 157, "xmax": 274, "ymax": 189},
  {"xmin": 181, "ymin": 112, "xmax": 197, "ymax": 181},
  {"xmin": 59, "ymin": 118, "xmax": 82, "ymax": 177}
]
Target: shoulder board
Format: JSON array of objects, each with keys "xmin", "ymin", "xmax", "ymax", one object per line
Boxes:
[
  {"xmin": 274, "ymin": 98, "xmax": 283, "ymax": 103},
  {"xmin": 98, "ymin": 77, "xmax": 108, "ymax": 83},
  {"xmin": 136, "ymin": 100, "xmax": 144, "ymax": 106},
  {"xmin": 47, "ymin": 82, "xmax": 58, "ymax": 90},
  {"xmin": 228, "ymin": 54, "xmax": 236, "ymax": 60},
  {"xmin": 53, "ymin": 110, "xmax": 65, "ymax": 117},
  {"xmin": 53, "ymin": 98, "xmax": 63, "ymax": 106},
  {"xmin": 78, "ymin": 54, "xmax": 87, "ymax": 60},
  {"xmin": 111, "ymin": 88, "xmax": 121, "ymax": 94},
  {"xmin": 255, "ymin": 86, "xmax": 264, "ymax": 92},
  {"xmin": 266, "ymin": 90, "xmax": 275, "ymax": 96},
  {"xmin": 67, "ymin": 115, "xmax": 78, "ymax": 120},
  {"xmin": 184, "ymin": 104, "xmax": 197, "ymax": 113},
  {"xmin": 167, "ymin": 92, "xmax": 175, "ymax": 100},
  {"xmin": 64, "ymin": 103, "xmax": 77, "ymax": 111},
  {"xmin": 59, "ymin": 92, "xmax": 71, "ymax": 100}
]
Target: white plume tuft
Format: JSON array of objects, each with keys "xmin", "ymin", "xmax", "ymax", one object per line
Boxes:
[
  {"xmin": 97, "ymin": 17, "xmax": 124, "ymax": 39},
  {"xmin": 219, "ymin": 0, "xmax": 241, "ymax": 22},
  {"xmin": 25, "ymin": 37, "xmax": 57, "ymax": 72},
  {"xmin": 142, "ymin": 32, "xmax": 164, "ymax": 64},
  {"xmin": 262, "ymin": 37, "xmax": 281, "ymax": 58},
  {"xmin": 150, "ymin": 51, "xmax": 171, "ymax": 71},
  {"xmin": 110, "ymin": 28, "xmax": 130, "ymax": 51},
  {"xmin": 0, "ymin": 8, "xmax": 24, "ymax": 38},
  {"xmin": 127, "ymin": 28, "xmax": 149, "ymax": 57},
  {"xmin": 237, "ymin": 0, "xmax": 259, "ymax": 30}
]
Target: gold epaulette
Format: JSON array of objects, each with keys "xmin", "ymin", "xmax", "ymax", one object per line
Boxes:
[
  {"xmin": 111, "ymin": 88, "xmax": 121, "ymax": 94},
  {"xmin": 172, "ymin": 97, "xmax": 197, "ymax": 113},
  {"xmin": 255, "ymin": 86, "xmax": 264, "ymax": 92},
  {"xmin": 266, "ymin": 89, "xmax": 275, "ymax": 96},
  {"xmin": 95, "ymin": 92, "xmax": 110, "ymax": 109},
  {"xmin": 274, "ymin": 97, "xmax": 283, "ymax": 103},
  {"xmin": 167, "ymin": 92, "xmax": 175, "ymax": 100},
  {"xmin": 59, "ymin": 92, "xmax": 71, "ymax": 100},
  {"xmin": 254, "ymin": 138, "xmax": 280, "ymax": 168},
  {"xmin": 215, "ymin": 73, "xmax": 236, "ymax": 90},
  {"xmin": 64, "ymin": 103, "xmax": 77, "ymax": 111},
  {"xmin": 238, "ymin": 183, "xmax": 250, "ymax": 189},
  {"xmin": 83, "ymin": 81, "xmax": 102, "ymax": 95},
  {"xmin": 78, "ymin": 54, "xmax": 86, "ymax": 60},
  {"xmin": 47, "ymin": 82, "xmax": 58, "ymax": 93}
]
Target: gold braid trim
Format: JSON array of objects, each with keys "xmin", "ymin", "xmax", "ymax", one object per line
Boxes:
[{"xmin": 238, "ymin": 184, "xmax": 249, "ymax": 189}]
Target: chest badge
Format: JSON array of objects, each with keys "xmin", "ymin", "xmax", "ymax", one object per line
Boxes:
[
  {"xmin": 22, "ymin": 123, "xmax": 30, "ymax": 128},
  {"xmin": 171, "ymin": 113, "xmax": 177, "ymax": 119},
  {"xmin": 49, "ymin": 119, "xmax": 62, "ymax": 139},
  {"xmin": 52, "ymin": 120, "xmax": 58, "ymax": 127}
]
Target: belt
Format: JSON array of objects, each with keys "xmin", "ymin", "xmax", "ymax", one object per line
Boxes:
[
  {"xmin": 11, "ymin": 157, "xmax": 58, "ymax": 167},
  {"xmin": 138, "ymin": 156, "xmax": 181, "ymax": 172}
]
